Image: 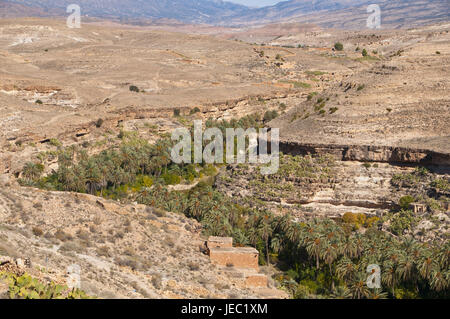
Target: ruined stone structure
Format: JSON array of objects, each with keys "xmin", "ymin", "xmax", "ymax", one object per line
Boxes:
[
  {"xmin": 207, "ymin": 236, "xmax": 267, "ymax": 288},
  {"xmin": 244, "ymin": 273, "xmax": 268, "ymax": 288},
  {"xmin": 411, "ymin": 203, "xmax": 427, "ymax": 215},
  {"xmin": 209, "ymin": 247, "xmax": 259, "ymax": 270},
  {"xmin": 207, "ymin": 236, "xmax": 233, "ymax": 249}
]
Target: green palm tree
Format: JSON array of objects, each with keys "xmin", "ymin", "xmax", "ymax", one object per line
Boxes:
[
  {"xmin": 306, "ymin": 235, "xmax": 323, "ymax": 270},
  {"xmin": 430, "ymin": 268, "xmax": 448, "ymax": 292},
  {"xmin": 340, "ymin": 235, "xmax": 358, "ymax": 259},
  {"xmin": 398, "ymin": 252, "xmax": 416, "ymax": 284},
  {"xmin": 258, "ymin": 213, "xmax": 273, "ymax": 265},
  {"xmin": 321, "ymin": 242, "xmax": 339, "ymax": 289},
  {"xmin": 22, "ymin": 162, "xmax": 44, "ymax": 182},
  {"xmin": 331, "ymin": 286, "xmax": 352, "ymax": 299},
  {"xmin": 418, "ymin": 250, "xmax": 436, "ymax": 280},
  {"xmin": 350, "ymin": 272, "xmax": 370, "ymax": 299},
  {"xmin": 382, "ymin": 260, "xmax": 398, "ymax": 296},
  {"xmin": 367, "ymin": 289, "xmax": 388, "ymax": 299},
  {"xmin": 336, "ymin": 257, "xmax": 357, "ymax": 284}
]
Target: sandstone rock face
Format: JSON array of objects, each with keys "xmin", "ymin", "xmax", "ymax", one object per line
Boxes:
[{"xmin": 279, "ymin": 142, "xmax": 449, "ymax": 166}]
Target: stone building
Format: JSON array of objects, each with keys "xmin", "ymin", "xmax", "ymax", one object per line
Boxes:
[
  {"xmin": 410, "ymin": 203, "xmax": 427, "ymax": 215},
  {"xmin": 206, "ymin": 236, "xmax": 267, "ymax": 288}
]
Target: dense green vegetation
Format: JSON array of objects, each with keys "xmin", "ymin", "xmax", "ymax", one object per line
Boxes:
[
  {"xmin": 0, "ymin": 272, "xmax": 92, "ymax": 299},
  {"xmin": 136, "ymin": 182, "xmax": 449, "ymax": 299},
  {"xmin": 20, "ymin": 115, "xmax": 449, "ymax": 299}
]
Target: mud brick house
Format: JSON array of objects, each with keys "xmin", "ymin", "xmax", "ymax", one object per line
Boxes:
[{"xmin": 206, "ymin": 236, "xmax": 267, "ymax": 287}]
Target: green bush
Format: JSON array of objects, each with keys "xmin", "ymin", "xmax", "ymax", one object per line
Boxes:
[
  {"xmin": 334, "ymin": 42, "xmax": 344, "ymax": 51},
  {"xmin": 200, "ymin": 164, "xmax": 217, "ymax": 177},
  {"xmin": 129, "ymin": 85, "xmax": 139, "ymax": 92},
  {"xmin": 329, "ymin": 107, "xmax": 338, "ymax": 114},
  {"xmin": 389, "ymin": 210, "xmax": 417, "ymax": 236},
  {"xmin": 307, "ymin": 92, "xmax": 318, "ymax": 101},
  {"xmin": 1, "ymin": 272, "xmax": 92, "ymax": 299},
  {"xmin": 49, "ymin": 139, "xmax": 61, "ymax": 147},
  {"xmin": 190, "ymin": 107, "xmax": 201, "ymax": 115},
  {"xmin": 95, "ymin": 118, "xmax": 104, "ymax": 128},
  {"xmin": 162, "ymin": 172, "xmax": 181, "ymax": 185},
  {"xmin": 263, "ymin": 110, "xmax": 279, "ymax": 122},
  {"xmin": 362, "ymin": 49, "xmax": 368, "ymax": 57},
  {"xmin": 431, "ymin": 178, "xmax": 449, "ymax": 191},
  {"xmin": 399, "ymin": 195, "xmax": 415, "ymax": 210}
]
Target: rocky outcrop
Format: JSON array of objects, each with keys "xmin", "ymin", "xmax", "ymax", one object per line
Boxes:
[{"xmin": 279, "ymin": 141, "xmax": 450, "ymax": 167}]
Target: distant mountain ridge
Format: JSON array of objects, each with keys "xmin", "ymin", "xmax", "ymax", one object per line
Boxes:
[
  {"xmin": 0, "ymin": 0, "xmax": 251, "ymax": 23},
  {"xmin": 1, "ymin": 0, "xmax": 449, "ymax": 28}
]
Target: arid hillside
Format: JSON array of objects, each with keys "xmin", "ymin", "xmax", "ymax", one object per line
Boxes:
[
  {"xmin": 0, "ymin": 17, "xmax": 448, "ymax": 299},
  {"xmin": 0, "ymin": 175, "xmax": 286, "ymax": 299},
  {"xmin": 269, "ymin": 23, "xmax": 450, "ymax": 164}
]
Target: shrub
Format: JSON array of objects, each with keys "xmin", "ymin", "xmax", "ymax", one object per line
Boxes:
[
  {"xmin": 329, "ymin": 107, "xmax": 338, "ymax": 114},
  {"xmin": 357, "ymin": 84, "xmax": 365, "ymax": 91},
  {"xmin": 431, "ymin": 178, "xmax": 449, "ymax": 191},
  {"xmin": 200, "ymin": 164, "xmax": 217, "ymax": 177},
  {"xmin": 334, "ymin": 42, "xmax": 344, "ymax": 51},
  {"xmin": 151, "ymin": 274, "xmax": 162, "ymax": 289},
  {"xmin": 342, "ymin": 212, "xmax": 368, "ymax": 230},
  {"xmin": 307, "ymin": 92, "xmax": 318, "ymax": 101},
  {"xmin": 389, "ymin": 210, "xmax": 417, "ymax": 235},
  {"xmin": 190, "ymin": 107, "xmax": 201, "ymax": 115},
  {"xmin": 4, "ymin": 272, "xmax": 92, "ymax": 299},
  {"xmin": 399, "ymin": 195, "xmax": 415, "ymax": 210},
  {"xmin": 188, "ymin": 262, "xmax": 200, "ymax": 271},
  {"xmin": 129, "ymin": 85, "xmax": 139, "ymax": 92},
  {"xmin": 32, "ymin": 227, "xmax": 43, "ymax": 237},
  {"xmin": 173, "ymin": 108, "xmax": 181, "ymax": 117},
  {"xmin": 35, "ymin": 100, "xmax": 43, "ymax": 104},
  {"xmin": 95, "ymin": 118, "xmax": 104, "ymax": 128},
  {"xmin": 362, "ymin": 49, "xmax": 368, "ymax": 57},
  {"xmin": 49, "ymin": 139, "xmax": 61, "ymax": 147},
  {"xmin": 162, "ymin": 172, "xmax": 181, "ymax": 185},
  {"xmin": 153, "ymin": 208, "xmax": 167, "ymax": 218},
  {"xmin": 54, "ymin": 229, "xmax": 72, "ymax": 242},
  {"xmin": 263, "ymin": 110, "xmax": 279, "ymax": 122}
]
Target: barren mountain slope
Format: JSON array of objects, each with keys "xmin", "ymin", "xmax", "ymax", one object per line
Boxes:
[
  {"xmin": 232, "ymin": 0, "xmax": 450, "ymax": 29},
  {"xmin": 0, "ymin": 17, "xmax": 360, "ymax": 176},
  {"xmin": 269, "ymin": 24, "xmax": 450, "ymax": 164}
]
